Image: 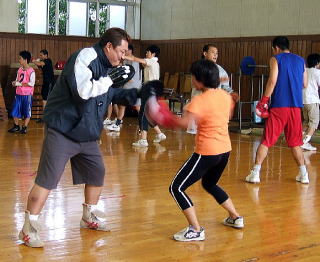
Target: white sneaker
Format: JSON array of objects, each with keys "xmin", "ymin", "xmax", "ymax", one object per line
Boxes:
[
  {"xmin": 132, "ymin": 139, "xmax": 148, "ymax": 147},
  {"xmin": 103, "ymin": 118, "xmax": 112, "ymax": 125},
  {"xmin": 245, "ymin": 170, "xmax": 260, "ymax": 183},
  {"xmin": 303, "ymin": 135, "xmax": 311, "ymax": 144},
  {"xmin": 186, "ymin": 129, "xmax": 197, "ymax": 134},
  {"xmin": 301, "ymin": 142, "xmax": 317, "ymax": 151},
  {"xmin": 223, "ymin": 216, "xmax": 244, "ymax": 228},
  {"xmin": 19, "ymin": 210, "xmax": 44, "ymax": 248},
  {"xmin": 153, "ymin": 133, "xmax": 166, "ymax": 143},
  {"xmin": 296, "ymin": 171, "xmax": 309, "ymax": 184},
  {"xmin": 80, "ymin": 203, "xmax": 110, "ymax": 231},
  {"xmin": 107, "ymin": 123, "xmax": 120, "ymax": 132},
  {"xmin": 173, "ymin": 226, "xmax": 205, "ymax": 241}
]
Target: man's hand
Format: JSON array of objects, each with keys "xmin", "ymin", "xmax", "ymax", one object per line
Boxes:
[
  {"xmin": 108, "ymin": 65, "xmax": 135, "ymax": 88},
  {"xmin": 255, "ymin": 96, "xmax": 270, "ymax": 118}
]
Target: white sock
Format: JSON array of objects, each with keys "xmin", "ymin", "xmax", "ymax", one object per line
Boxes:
[
  {"xmin": 86, "ymin": 203, "xmax": 97, "ymax": 209},
  {"xmin": 253, "ymin": 164, "xmax": 261, "ymax": 172},
  {"xmin": 303, "ymin": 135, "xmax": 311, "ymax": 144},
  {"xmin": 299, "ymin": 165, "xmax": 307, "ymax": 174},
  {"xmin": 29, "ymin": 214, "xmax": 39, "ymax": 221}
]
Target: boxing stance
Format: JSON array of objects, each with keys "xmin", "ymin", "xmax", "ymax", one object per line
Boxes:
[
  {"xmin": 147, "ymin": 59, "xmax": 243, "ymax": 242},
  {"xmin": 18, "ymin": 28, "xmax": 161, "ymax": 248}
]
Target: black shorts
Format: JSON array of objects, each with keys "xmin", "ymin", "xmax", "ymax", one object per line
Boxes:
[{"xmin": 35, "ymin": 128, "xmax": 105, "ymax": 190}]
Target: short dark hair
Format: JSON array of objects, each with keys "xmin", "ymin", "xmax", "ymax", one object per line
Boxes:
[
  {"xmin": 128, "ymin": 44, "xmax": 134, "ymax": 52},
  {"xmin": 190, "ymin": 59, "xmax": 220, "ymax": 89},
  {"xmin": 146, "ymin": 45, "xmax": 160, "ymax": 57},
  {"xmin": 307, "ymin": 53, "xmax": 320, "ymax": 68},
  {"xmin": 201, "ymin": 44, "xmax": 217, "ymax": 59},
  {"xmin": 99, "ymin": 27, "xmax": 131, "ymax": 48},
  {"xmin": 202, "ymin": 43, "xmax": 217, "ymax": 53},
  {"xmin": 272, "ymin": 36, "xmax": 289, "ymax": 51},
  {"xmin": 19, "ymin": 50, "xmax": 32, "ymax": 63},
  {"xmin": 40, "ymin": 49, "xmax": 48, "ymax": 56}
]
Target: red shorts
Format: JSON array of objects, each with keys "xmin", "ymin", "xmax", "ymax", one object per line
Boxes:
[{"xmin": 261, "ymin": 107, "xmax": 303, "ymax": 148}]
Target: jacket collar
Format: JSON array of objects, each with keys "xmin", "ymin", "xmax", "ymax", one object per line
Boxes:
[{"xmin": 93, "ymin": 43, "xmax": 112, "ymax": 68}]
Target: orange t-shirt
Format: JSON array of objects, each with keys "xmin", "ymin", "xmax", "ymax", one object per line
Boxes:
[{"xmin": 184, "ymin": 88, "xmax": 232, "ymax": 155}]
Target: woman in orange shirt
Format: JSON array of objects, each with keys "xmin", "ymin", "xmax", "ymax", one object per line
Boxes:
[{"xmin": 169, "ymin": 59, "xmax": 243, "ymax": 241}]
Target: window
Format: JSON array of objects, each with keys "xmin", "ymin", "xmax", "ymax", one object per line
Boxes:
[
  {"xmin": 18, "ymin": 0, "xmax": 139, "ymax": 38},
  {"xmin": 109, "ymin": 5, "xmax": 125, "ymax": 29},
  {"xmin": 18, "ymin": 0, "xmax": 26, "ymax": 34},
  {"xmin": 27, "ymin": 0, "xmax": 47, "ymax": 34},
  {"xmin": 68, "ymin": 2, "xmax": 87, "ymax": 36},
  {"xmin": 99, "ymin": 3, "xmax": 109, "ymax": 36}
]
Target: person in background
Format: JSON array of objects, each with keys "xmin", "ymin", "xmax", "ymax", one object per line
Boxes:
[
  {"xmin": 33, "ymin": 49, "xmax": 54, "ymax": 123},
  {"xmin": 245, "ymin": 36, "xmax": 308, "ymax": 184},
  {"xmin": 106, "ymin": 44, "xmax": 142, "ymax": 132},
  {"xmin": 8, "ymin": 50, "xmax": 35, "ymax": 134},
  {"xmin": 301, "ymin": 53, "xmax": 320, "ymax": 151},
  {"xmin": 124, "ymin": 45, "xmax": 166, "ymax": 147}
]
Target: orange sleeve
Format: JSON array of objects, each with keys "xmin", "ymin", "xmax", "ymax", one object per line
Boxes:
[{"xmin": 184, "ymin": 96, "xmax": 202, "ymax": 117}]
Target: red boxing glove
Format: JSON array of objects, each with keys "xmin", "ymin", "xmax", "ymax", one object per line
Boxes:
[
  {"xmin": 255, "ymin": 96, "xmax": 270, "ymax": 118},
  {"xmin": 145, "ymin": 97, "xmax": 180, "ymax": 129}
]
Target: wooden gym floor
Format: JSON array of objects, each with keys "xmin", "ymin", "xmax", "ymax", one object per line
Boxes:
[{"xmin": 0, "ymin": 118, "xmax": 320, "ymax": 262}]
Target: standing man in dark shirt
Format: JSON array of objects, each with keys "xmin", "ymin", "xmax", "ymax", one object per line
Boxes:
[
  {"xmin": 18, "ymin": 28, "xmax": 161, "ymax": 248},
  {"xmin": 33, "ymin": 49, "xmax": 55, "ymax": 122}
]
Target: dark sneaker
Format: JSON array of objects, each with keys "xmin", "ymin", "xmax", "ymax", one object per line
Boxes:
[
  {"xmin": 20, "ymin": 126, "xmax": 27, "ymax": 134},
  {"xmin": 36, "ymin": 118, "xmax": 44, "ymax": 123},
  {"xmin": 8, "ymin": 124, "xmax": 20, "ymax": 133},
  {"xmin": 173, "ymin": 226, "xmax": 205, "ymax": 241}
]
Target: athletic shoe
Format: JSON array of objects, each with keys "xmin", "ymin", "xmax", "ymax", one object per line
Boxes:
[
  {"xmin": 153, "ymin": 133, "xmax": 166, "ymax": 143},
  {"xmin": 186, "ymin": 129, "xmax": 197, "ymax": 134},
  {"xmin": 106, "ymin": 123, "xmax": 120, "ymax": 132},
  {"xmin": 245, "ymin": 170, "xmax": 260, "ymax": 183},
  {"xmin": 301, "ymin": 142, "xmax": 317, "ymax": 151},
  {"xmin": 103, "ymin": 118, "xmax": 113, "ymax": 125},
  {"xmin": 20, "ymin": 126, "xmax": 27, "ymax": 134},
  {"xmin": 80, "ymin": 203, "xmax": 109, "ymax": 231},
  {"xmin": 173, "ymin": 226, "xmax": 205, "ymax": 241},
  {"xmin": 18, "ymin": 210, "xmax": 44, "ymax": 248},
  {"xmin": 35, "ymin": 118, "xmax": 44, "ymax": 123},
  {"xmin": 303, "ymin": 135, "xmax": 311, "ymax": 144},
  {"xmin": 132, "ymin": 139, "xmax": 148, "ymax": 147},
  {"xmin": 296, "ymin": 171, "xmax": 309, "ymax": 184},
  {"xmin": 107, "ymin": 132, "xmax": 120, "ymax": 137},
  {"xmin": 8, "ymin": 124, "xmax": 20, "ymax": 133},
  {"xmin": 223, "ymin": 216, "xmax": 244, "ymax": 228}
]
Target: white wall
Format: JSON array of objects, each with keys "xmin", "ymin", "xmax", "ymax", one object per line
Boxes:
[
  {"xmin": 0, "ymin": 0, "xmax": 18, "ymax": 33},
  {"xmin": 141, "ymin": 0, "xmax": 320, "ymax": 40}
]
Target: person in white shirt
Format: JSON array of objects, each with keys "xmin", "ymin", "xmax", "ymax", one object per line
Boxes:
[
  {"xmin": 106, "ymin": 44, "xmax": 142, "ymax": 132},
  {"xmin": 187, "ymin": 44, "xmax": 233, "ymax": 134},
  {"xmin": 301, "ymin": 53, "xmax": 320, "ymax": 151},
  {"xmin": 124, "ymin": 45, "xmax": 166, "ymax": 147}
]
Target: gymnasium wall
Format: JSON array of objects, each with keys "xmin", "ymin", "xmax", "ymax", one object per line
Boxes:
[
  {"xmin": 140, "ymin": 0, "xmax": 320, "ymax": 40},
  {"xmin": 0, "ymin": 32, "xmax": 141, "ymax": 90},
  {"xmin": 140, "ymin": 35, "xmax": 320, "ymax": 77},
  {"xmin": 0, "ymin": 0, "xmax": 18, "ymax": 33},
  {"xmin": 0, "ymin": 33, "xmax": 95, "ymax": 90},
  {"xmin": 140, "ymin": 35, "xmax": 320, "ymax": 113}
]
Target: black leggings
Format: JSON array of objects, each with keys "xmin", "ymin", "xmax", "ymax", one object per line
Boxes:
[{"xmin": 169, "ymin": 152, "xmax": 230, "ymax": 210}]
